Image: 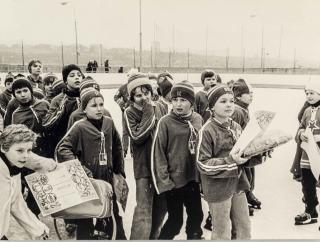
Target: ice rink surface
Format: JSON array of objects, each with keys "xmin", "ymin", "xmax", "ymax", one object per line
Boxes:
[{"xmin": 5, "ymin": 73, "xmax": 320, "ymax": 239}]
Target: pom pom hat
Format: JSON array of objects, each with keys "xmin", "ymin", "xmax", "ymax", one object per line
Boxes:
[
  {"xmin": 305, "ymin": 76, "xmax": 320, "ymax": 95},
  {"xmin": 171, "ymin": 80, "xmax": 195, "ymax": 105},
  {"xmin": 127, "ymin": 73, "xmax": 152, "ymax": 95},
  {"xmin": 208, "ymin": 84, "xmax": 233, "ymax": 109},
  {"xmin": 80, "ymin": 87, "xmax": 104, "ymax": 110}
]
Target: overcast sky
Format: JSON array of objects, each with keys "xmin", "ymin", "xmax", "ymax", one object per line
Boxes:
[{"xmin": 1, "ymin": 0, "xmax": 320, "ymax": 62}]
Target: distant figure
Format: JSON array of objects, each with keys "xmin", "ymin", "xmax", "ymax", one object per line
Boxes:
[
  {"xmin": 86, "ymin": 60, "xmax": 94, "ymax": 73},
  {"xmin": 118, "ymin": 66, "xmax": 124, "ymax": 73},
  {"xmin": 104, "ymin": 59, "xmax": 110, "ymax": 73},
  {"xmin": 93, "ymin": 60, "xmax": 98, "ymax": 73}
]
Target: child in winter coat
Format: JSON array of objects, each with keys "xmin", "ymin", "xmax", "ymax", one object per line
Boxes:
[
  {"xmin": 231, "ymin": 79, "xmax": 261, "ymax": 215},
  {"xmin": 197, "ymin": 84, "xmax": 263, "ymax": 240},
  {"xmin": 152, "ymin": 80, "xmax": 204, "ymax": 239},
  {"xmin": 194, "ymin": 69, "xmax": 218, "ymax": 123},
  {"xmin": 56, "ymin": 87, "xmax": 126, "ymax": 240},
  {"xmin": 42, "ymin": 73, "xmax": 58, "ymax": 103},
  {"xmin": 0, "ymin": 124, "xmax": 51, "ymax": 240},
  {"xmin": 294, "ymin": 80, "xmax": 320, "ymax": 227},
  {"xmin": 43, "ymin": 64, "xmax": 83, "ymax": 158},
  {"xmin": 27, "ymin": 59, "xmax": 44, "ymax": 90},
  {"xmin": 124, "ymin": 73, "xmax": 167, "ymax": 240}
]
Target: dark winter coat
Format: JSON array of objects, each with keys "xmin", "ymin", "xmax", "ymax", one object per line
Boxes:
[
  {"xmin": 56, "ymin": 117, "xmax": 125, "ymax": 182},
  {"xmin": 27, "ymin": 75, "xmax": 44, "ymax": 91},
  {"xmin": 124, "ymin": 101, "xmax": 167, "ymax": 179},
  {"xmin": 4, "ymin": 99, "xmax": 24, "ymax": 127},
  {"xmin": 196, "ymin": 118, "xmax": 261, "ymax": 203},
  {"xmin": 151, "ymin": 111, "xmax": 203, "ymax": 194},
  {"xmin": 0, "ymin": 89, "xmax": 12, "ymax": 117},
  {"xmin": 194, "ymin": 90, "xmax": 211, "ymax": 123},
  {"xmin": 12, "ymin": 99, "xmax": 50, "ymax": 156},
  {"xmin": 42, "ymin": 88, "xmax": 80, "ymax": 157},
  {"xmin": 232, "ymin": 99, "xmax": 250, "ymax": 129},
  {"xmin": 296, "ymin": 106, "xmax": 320, "ymax": 170}
]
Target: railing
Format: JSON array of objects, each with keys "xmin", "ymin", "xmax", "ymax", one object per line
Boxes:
[{"xmin": 1, "ymin": 64, "xmax": 320, "ymax": 75}]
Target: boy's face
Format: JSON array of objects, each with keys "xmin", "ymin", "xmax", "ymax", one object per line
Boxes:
[
  {"xmin": 203, "ymin": 76, "xmax": 217, "ymax": 90},
  {"xmin": 15, "ymin": 87, "xmax": 32, "ymax": 104},
  {"xmin": 5, "ymin": 81, "xmax": 13, "ymax": 90},
  {"xmin": 2, "ymin": 142, "xmax": 33, "ymax": 168},
  {"xmin": 31, "ymin": 62, "xmax": 42, "ymax": 75},
  {"xmin": 44, "ymin": 82, "xmax": 53, "ymax": 92},
  {"xmin": 305, "ymin": 90, "xmax": 320, "ymax": 104},
  {"xmin": 133, "ymin": 86, "xmax": 151, "ymax": 105},
  {"xmin": 85, "ymin": 97, "xmax": 104, "ymax": 120},
  {"xmin": 172, "ymin": 97, "xmax": 192, "ymax": 116},
  {"xmin": 212, "ymin": 93, "xmax": 235, "ymax": 119},
  {"xmin": 67, "ymin": 70, "xmax": 82, "ymax": 90},
  {"xmin": 238, "ymin": 92, "xmax": 253, "ymax": 105}
]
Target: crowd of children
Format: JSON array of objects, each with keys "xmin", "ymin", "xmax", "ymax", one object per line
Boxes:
[{"xmin": 0, "ymin": 59, "xmax": 319, "ymax": 240}]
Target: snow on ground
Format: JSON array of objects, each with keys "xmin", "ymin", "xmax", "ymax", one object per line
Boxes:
[{"xmin": 7, "ymin": 85, "xmax": 320, "ymax": 240}]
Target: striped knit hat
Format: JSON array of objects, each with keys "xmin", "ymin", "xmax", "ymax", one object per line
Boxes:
[
  {"xmin": 171, "ymin": 80, "xmax": 195, "ymax": 105},
  {"xmin": 232, "ymin": 78, "xmax": 253, "ymax": 97},
  {"xmin": 127, "ymin": 73, "xmax": 152, "ymax": 96},
  {"xmin": 79, "ymin": 76, "xmax": 100, "ymax": 92},
  {"xmin": 33, "ymin": 88, "xmax": 45, "ymax": 99},
  {"xmin": 208, "ymin": 84, "xmax": 233, "ymax": 109},
  {"xmin": 80, "ymin": 87, "xmax": 104, "ymax": 110},
  {"xmin": 43, "ymin": 73, "xmax": 58, "ymax": 85},
  {"xmin": 52, "ymin": 79, "xmax": 65, "ymax": 96}
]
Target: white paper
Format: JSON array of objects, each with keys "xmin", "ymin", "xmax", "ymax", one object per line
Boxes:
[
  {"xmin": 301, "ymin": 129, "xmax": 320, "ymax": 180},
  {"xmin": 232, "ymin": 110, "xmax": 275, "ymax": 154},
  {"xmin": 25, "ymin": 159, "xmax": 98, "ymax": 217}
]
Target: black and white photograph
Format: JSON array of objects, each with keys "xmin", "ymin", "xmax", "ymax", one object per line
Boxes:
[{"xmin": 0, "ymin": 0, "xmax": 320, "ymax": 240}]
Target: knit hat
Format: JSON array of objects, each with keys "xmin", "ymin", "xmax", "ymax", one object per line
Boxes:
[
  {"xmin": 62, "ymin": 64, "xmax": 83, "ymax": 82},
  {"xmin": 157, "ymin": 72, "xmax": 173, "ymax": 97},
  {"xmin": 201, "ymin": 69, "xmax": 216, "ymax": 85},
  {"xmin": 4, "ymin": 72, "xmax": 15, "ymax": 85},
  {"xmin": 127, "ymin": 73, "xmax": 152, "ymax": 95},
  {"xmin": 33, "ymin": 88, "xmax": 45, "ymax": 99},
  {"xmin": 79, "ymin": 76, "xmax": 100, "ymax": 92},
  {"xmin": 171, "ymin": 80, "xmax": 195, "ymax": 105},
  {"xmin": 28, "ymin": 59, "xmax": 42, "ymax": 73},
  {"xmin": 208, "ymin": 84, "xmax": 233, "ymax": 109},
  {"xmin": 43, "ymin": 73, "xmax": 58, "ymax": 85},
  {"xmin": 52, "ymin": 79, "xmax": 66, "ymax": 96},
  {"xmin": 232, "ymin": 79, "xmax": 253, "ymax": 97},
  {"xmin": 80, "ymin": 87, "xmax": 104, "ymax": 110},
  {"xmin": 11, "ymin": 78, "xmax": 33, "ymax": 97},
  {"xmin": 305, "ymin": 77, "xmax": 320, "ymax": 94}
]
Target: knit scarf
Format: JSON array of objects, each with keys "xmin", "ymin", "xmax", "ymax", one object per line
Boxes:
[
  {"xmin": 310, "ymin": 99, "xmax": 320, "ymax": 108},
  {"xmin": 64, "ymin": 87, "xmax": 80, "ymax": 98}
]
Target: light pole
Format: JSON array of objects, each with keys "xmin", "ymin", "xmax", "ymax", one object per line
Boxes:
[
  {"xmin": 60, "ymin": 1, "xmax": 79, "ymax": 64},
  {"xmin": 139, "ymin": 0, "xmax": 142, "ymax": 71}
]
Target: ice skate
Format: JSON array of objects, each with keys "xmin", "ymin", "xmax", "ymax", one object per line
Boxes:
[
  {"xmin": 247, "ymin": 191, "xmax": 261, "ymax": 209},
  {"xmin": 295, "ymin": 210, "xmax": 318, "ymax": 225},
  {"xmin": 203, "ymin": 212, "xmax": 212, "ymax": 231}
]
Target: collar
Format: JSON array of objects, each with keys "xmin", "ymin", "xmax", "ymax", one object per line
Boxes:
[
  {"xmin": 310, "ymin": 100, "xmax": 320, "ymax": 107},
  {"xmin": 64, "ymin": 87, "xmax": 80, "ymax": 97},
  {"xmin": 171, "ymin": 109, "xmax": 193, "ymax": 122}
]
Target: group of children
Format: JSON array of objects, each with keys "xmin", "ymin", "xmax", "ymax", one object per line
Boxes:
[{"xmin": 1, "ymin": 59, "xmax": 319, "ymax": 240}]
